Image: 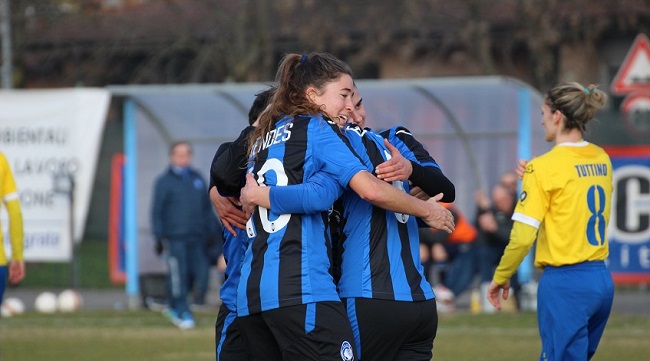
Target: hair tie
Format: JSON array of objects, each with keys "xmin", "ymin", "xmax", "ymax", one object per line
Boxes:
[
  {"xmin": 584, "ymin": 87, "xmax": 591, "ymax": 95},
  {"xmin": 300, "ymin": 54, "xmax": 308, "ymax": 64}
]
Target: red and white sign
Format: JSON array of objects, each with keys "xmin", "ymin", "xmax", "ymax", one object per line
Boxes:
[
  {"xmin": 620, "ymin": 91, "xmax": 650, "ymax": 133},
  {"xmin": 611, "ymin": 34, "xmax": 650, "ymax": 95}
]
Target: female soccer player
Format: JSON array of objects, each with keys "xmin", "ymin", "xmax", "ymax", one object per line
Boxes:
[
  {"xmin": 0, "ymin": 152, "xmax": 25, "ymax": 306},
  {"xmin": 487, "ymin": 82, "xmax": 613, "ymax": 361},
  {"xmin": 235, "ymin": 52, "xmax": 453, "ymax": 361},
  {"xmin": 332, "ymin": 89, "xmax": 455, "ymax": 361}
]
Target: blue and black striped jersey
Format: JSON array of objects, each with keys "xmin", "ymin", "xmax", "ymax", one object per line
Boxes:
[
  {"xmin": 335, "ymin": 125, "xmax": 436, "ymax": 301},
  {"xmin": 236, "ymin": 114, "xmax": 367, "ymax": 316}
]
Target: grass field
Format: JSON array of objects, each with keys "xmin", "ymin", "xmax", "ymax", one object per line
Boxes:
[{"xmin": 1, "ymin": 309, "xmax": 649, "ymax": 361}]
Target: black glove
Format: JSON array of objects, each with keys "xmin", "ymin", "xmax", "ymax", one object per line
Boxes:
[{"xmin": 155, "ymin": 240, "xmax": 164, "ymax": 257}]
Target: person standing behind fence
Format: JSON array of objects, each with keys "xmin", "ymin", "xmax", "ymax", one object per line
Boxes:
[
  {"xmin": 487, "ymin": 82, "xmax": 613, "ymax": 361},
  {"xmin": 0, "ymin": 152, "xmax": 25, "ymax": 309},
  {"xmin": 151, "ymin": 141, "xmax": 218, "ymax": 330},
  {"xmin": 475, "ymin": 175, "xmax": 518, "ymax": 312}
]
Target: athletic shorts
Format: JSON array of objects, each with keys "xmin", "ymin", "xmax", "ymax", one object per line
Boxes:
[
  {"xmin": 343, "ymin": 297, "xmax": 438, "ymax": 361},
  {"xmin": 537, "ymin": 261, "xmax": 614, "ymax": 361},
  {"xmin": 215, "ymin": 304, "xmax": 249, "ymax": 361},
  {"xmin": 238, "ymin": 301, "xmax": 357, "ymax": 361}
]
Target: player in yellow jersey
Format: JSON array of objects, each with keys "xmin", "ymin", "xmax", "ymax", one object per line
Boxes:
[
  {"xmin": 0, "ymin": 152, "xmax": 25, "ymax": 309},
  {"xmin": 487, "ymin": 82, "xmax": 613, "ymax": 361}
]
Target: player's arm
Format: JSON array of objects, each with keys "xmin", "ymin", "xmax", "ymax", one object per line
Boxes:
[
  {"xmin": 211, "ymin": 126, "xmax": 255, "ymax": 197},
  {"xmin": 487, "ymin": 220, "xmax": 537, "ymax": 310},
  {"xmin": 376, "ymin": 127, "xmax": 455, "ymax": 202},
  {"xmin": 241, "ymin": 172, "xmax": 343, "ymax": 214},
  {"xmin": 5, "ymin": 197, "xmax": 25, "ymax": 284},
  {"xmin": 348, "ymin": 170, "xmax": 454, "ymax": 233},
  {"xmin": 492, "ymin": 220, "xmax": 537, "ymax": 285}
]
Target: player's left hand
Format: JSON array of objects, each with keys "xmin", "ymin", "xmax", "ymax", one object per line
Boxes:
[
  {"xmin": 423, "ymin": 193, "xmax": 455, "ymax": 233},
  {"xmin": 210, "ymin": 186, "xmax": 248, "ymax": 236},
  {"xmin": 486, "ymin": 280, "xmax": 510, "ymax": 310},
  {"xmin": 376, "ymin": 139, "xmax": 412, "ymax": 182}
]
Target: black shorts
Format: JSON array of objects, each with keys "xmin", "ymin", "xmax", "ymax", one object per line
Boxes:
[
  {"xmin": 238, "ymin": 301, "xmax": 357, "ymax": 361},
  {"xmin": 215, "ymin": 304, "xmax": 249, "ymax": 361},
  {"xmin": 344, "ymin": 297, "xmax": 438, "ymax": 361}
]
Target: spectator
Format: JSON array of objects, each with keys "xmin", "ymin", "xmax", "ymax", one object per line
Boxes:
[
  {"xmin": 420, "ymin": 202, "xmax": 477, "ymax": 312},
  {"xmin": 0, "ymin": 152, "xmax": 25, "ymax": 309},
  {"xmin": 475, "ymin": 176, "xmax": 518, "ymax": 312},
  {"xmin": 151, "ymin": 141, "xmax": 219, "ymax": 329}
]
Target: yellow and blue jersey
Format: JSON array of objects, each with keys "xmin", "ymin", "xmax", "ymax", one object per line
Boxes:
[
  {"xmin": 513, "ymin": 141, "xmax": 612, "ymax": 268},
  {"xmin": 1, "ymin": 152, "xmax": 24, "ymax": 265}
]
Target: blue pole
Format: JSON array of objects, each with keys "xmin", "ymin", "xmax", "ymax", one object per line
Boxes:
[
  {"xmin": 517, "ymin": 88, "xmax": 533, "ymax": 284},
  {"xmin": 124, "ymin": 99, "xmax": 139, "ymax": 307}
]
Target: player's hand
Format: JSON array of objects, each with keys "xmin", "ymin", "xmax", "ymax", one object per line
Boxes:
[
  {"xmin": 8, "ymin": 260, "xmax": 25, "ymax": 284},
  {"xmin": 486, "ymin": 280, "xmax": 510, "ymax": 310},
  {"xmin": 515, "ymin": 159, "xmax": 528, "ymax": 180},
  {"xmin": 422, "ymin": 193, "xmax": 454, "ymax": 233},
  {"xmin": 210, "ymin": 186, "xmax": 247, "ymax": 236},
  {"xmin": 376, "ymin": 139, "xmax": 412, "ymax": 182},
  {"xmin": 410, "ymin": 186, "xmax": 430, "ymax": 201},
  {"xmin": 240, "ymin": 173, "xmax": 260, "ymax": 218}
]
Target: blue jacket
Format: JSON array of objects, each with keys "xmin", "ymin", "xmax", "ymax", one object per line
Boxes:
[{"xmin": 151, "ymin": 166, "xmax": 218, "ymax": 242}]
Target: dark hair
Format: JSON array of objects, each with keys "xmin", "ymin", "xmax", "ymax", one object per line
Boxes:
[
  {"xmin": 248, "ymin": 87, "xmax": 276, "ymax": 126},
  {"xmin": 169, "ymin": 140, "xmax": 192, "ymax": 155},
  {"xmin": 545, "ymin": 82, "xmax": 607, "ymax": 132},
  {"xmin": 248, "ymin": 52, "xmax": 353, "ymax": 156}
]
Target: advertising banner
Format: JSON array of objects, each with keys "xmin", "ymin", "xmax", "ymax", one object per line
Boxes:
[
  {"xmin": 606, "ymin": 146, "xmax": 650, "ymax": 283},
  {"xmin": 1, "ymin": 89, "xmax": 110, "ymax": 261}
]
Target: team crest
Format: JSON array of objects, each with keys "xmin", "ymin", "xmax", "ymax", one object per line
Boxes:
[
  {"xmin": 340, "ymin": 340, "xmax": 354, "ymax": 361},
  {"xmin": 524, "ymin": 163, "xmax": 534, "ymax": 174}
]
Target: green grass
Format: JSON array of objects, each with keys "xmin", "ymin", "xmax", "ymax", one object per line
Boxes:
[
  {"xmin": 20, "ymin": 240, "xmax": 119, "ymax": 289},
  {"xmin": 1, "ymin": 310, "xmax": 648, "ymax": 361}
]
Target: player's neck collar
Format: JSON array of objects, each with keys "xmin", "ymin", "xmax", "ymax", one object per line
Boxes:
[{"xmin": 557, "ymin": 140, "xmax": 588, "ymax": 147}]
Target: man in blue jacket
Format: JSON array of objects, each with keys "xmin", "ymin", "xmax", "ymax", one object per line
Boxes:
[{"xmin": 151, "ymin": 141, "xmax": 218, "ymax": 329}]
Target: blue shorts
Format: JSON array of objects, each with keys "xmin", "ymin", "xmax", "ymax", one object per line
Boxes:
[{"xmin": 537, "ymin": 261, "xmax": 614, "ymax": 361}]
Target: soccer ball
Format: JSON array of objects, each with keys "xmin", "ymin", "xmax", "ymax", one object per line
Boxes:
[
  {"xmin": 34, "ymin": 292, "xmax": 58, "ymax": 314},
  {"xmin": 57, "ymin": 289, "xmax": 83, "ymax": 313},
  {"xmin": 1, "ymin": 297, "xmax": 26, "ymax": 317}
]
